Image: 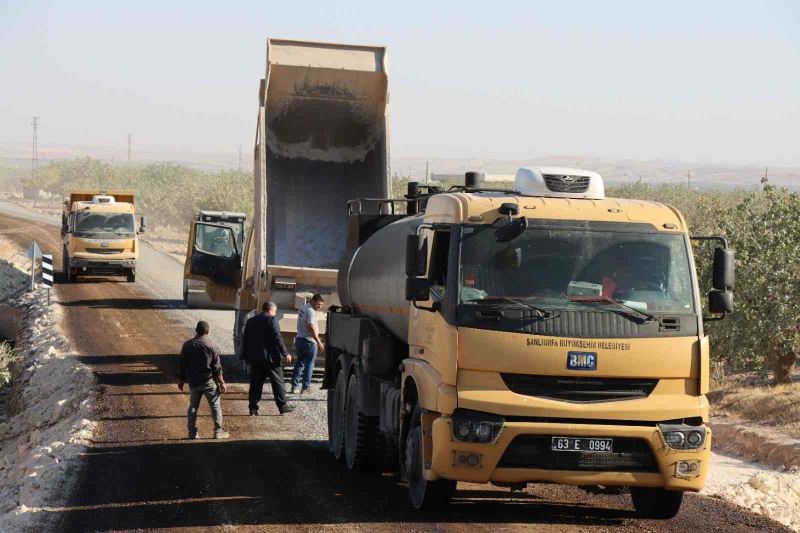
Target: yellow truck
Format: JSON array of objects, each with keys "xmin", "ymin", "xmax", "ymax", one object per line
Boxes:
[
  {"xmin": 324, "ymin": 169, "xmax": 735, "ymax": 517},
  {"xmin": 61, "ymin": 190, "xmax": 146, "ymax": 282},
  {"xmin": 183, "ymin": 210, "xmax": 246, "ymax": 308},
  {"xmin": 187, "ymin": 38, "xmax": 390, "ymax": 349}
]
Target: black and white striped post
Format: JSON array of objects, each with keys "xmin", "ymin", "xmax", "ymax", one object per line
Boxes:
[{"xmin": 41, "ymin": 253, "xmax": 53, "ymax": 304}]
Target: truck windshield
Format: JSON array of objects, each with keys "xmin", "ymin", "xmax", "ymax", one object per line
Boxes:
[
  {"xmin": 459, "ymin": 224, "xmax": 695, "ymax": 315},
  {"xmin": 74, "ymin": 212, "xmax": 135, "ymax": 237}
]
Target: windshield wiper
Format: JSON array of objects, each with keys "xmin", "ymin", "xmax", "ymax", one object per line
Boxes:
[
  {"xmin": 466, "ymin": 296, "xmax": 559, "ymax": 320},
  {"xmin": 566, "ymin": 295, "xmax": 656, "ymax": 323}
]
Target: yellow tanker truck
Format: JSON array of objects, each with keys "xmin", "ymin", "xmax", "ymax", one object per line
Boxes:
[
  {"xmin": 61, "ymin": 190, "xmax": 146, "ymax": 282},
  {"xmin": 324, "ymin": 169, "xmax": 734, "ymax": 517}
]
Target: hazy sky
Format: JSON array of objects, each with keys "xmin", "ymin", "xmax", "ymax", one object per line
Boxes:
[{"xmin": 1, "ymin": 0, "xmax": 798, "ymax": 165}]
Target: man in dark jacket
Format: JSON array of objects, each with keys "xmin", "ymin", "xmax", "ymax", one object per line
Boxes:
[
  {"xmin": 240, "ymin": 302, "xmax": 295, "ymax": 415},
  {"xmin": 179, "ymin": 321, "xmax": 229, "ymax": 439}
]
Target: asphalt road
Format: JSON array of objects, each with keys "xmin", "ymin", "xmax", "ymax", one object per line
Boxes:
[{"xmin": 0, "ymin": 202, "xmax": 789, "ymax": 532}]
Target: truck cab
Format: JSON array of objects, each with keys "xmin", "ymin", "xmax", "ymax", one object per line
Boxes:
[
  {"xmin": 183, "ymin": 211, "xmax": 246, "ymax": 309},
  {"xmin": 62, "ymin": 190, "xmax": 144, "ymax": 282}
]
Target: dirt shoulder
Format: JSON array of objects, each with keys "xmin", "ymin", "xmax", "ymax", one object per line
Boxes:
[{"xmin": 710, "ymin": 379, "xmax": 800, "ymax": 439}]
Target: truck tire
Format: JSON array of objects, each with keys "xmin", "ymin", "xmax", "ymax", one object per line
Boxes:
[
  {"xmin": 126, "ymin": 269, "xmax": 136, "ymax": 283},
  {"xmin": 344, "ymin": 373, "xmax": 378, "ymax": 471},
  {"xmin": 63, "ymin": 251, "xmax": 71, "ymax": 283},
  {"xmin": 631, "ymin": 487, "xmax": 683, "ymax": 519},
  {"xmin": 330, "ymin": 369, "xmax": 348, "ymax": 460},
  {"xmin": 405, "ymin": 404, "xmax": 456, "ymax": 510}
]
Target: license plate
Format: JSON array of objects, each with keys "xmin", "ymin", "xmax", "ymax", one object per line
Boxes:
[
  {"xmin": 101, "ymin": 242, "xmax": 109, "ymax": 248},
  {"xmin": 551, "ymin": 437, "xmax": 613, "ymax": 453}
]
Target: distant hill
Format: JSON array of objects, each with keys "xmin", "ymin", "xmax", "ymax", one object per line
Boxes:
[{"xmin": 1, "ymin": 143, "xmax": 797, "ymax": 191}]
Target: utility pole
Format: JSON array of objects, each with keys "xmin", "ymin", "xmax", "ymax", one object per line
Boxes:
[
  {"xmin": 127, "ymin": 133, "xmax": 132, "ymax": 162},
  {"xmin": 425, "ymin": 161, "xmax": 429, "ymax": 184},
  {"xmin": 31, "ymin": 116, "xmax": 39, "ymax": 180},
  {"xmin": 687, "ymin": 169, "xmax": 691, "ymax": 190},
  {"xmin": 238, "ymin": 145, "xmax": 243, "ymax": 171},
  {"xmin": 31, "ymin": 117, "xmax": 39, "ymax": 207}
]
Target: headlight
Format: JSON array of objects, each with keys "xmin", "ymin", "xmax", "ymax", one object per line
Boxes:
[
  {"xmin": 664, "ymin": 431, "xmax": 686, "ymax": 448},
  {"xmin": 451, "ymin": 409, "xmax": 504, "ymax": 443},
  {"xmin": 658, "ymin": 423, "xmax": 706, "ymax": 450},
  {"xmin": 687, "ymin": 430, "xmax": 704, "ymax": 447}
]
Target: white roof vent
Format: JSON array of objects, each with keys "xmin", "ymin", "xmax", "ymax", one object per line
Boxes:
[
  {"xmin": 514, "ymin": 167, "xmax": 605, "ymax": 199},
  {"xmin": 92, "ymin": 195, "xmax": 116, "ymax": 204}
]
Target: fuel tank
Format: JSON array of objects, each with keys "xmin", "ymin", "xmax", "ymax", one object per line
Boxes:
[{"xmin": 338, "ymin": 215, "xmax": 423, "ymax": 342}]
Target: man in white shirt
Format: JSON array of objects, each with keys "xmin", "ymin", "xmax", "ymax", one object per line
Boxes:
[{"xmin": 291, "ymin": 293, "xmax": 325, "ymax": 394}]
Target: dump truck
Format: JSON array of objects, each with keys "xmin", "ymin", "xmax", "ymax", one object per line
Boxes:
[
  {"xmin": 61, "ymin": 190, "xmax": 146, "ymax": 282},
  {"xmin": 323, "ymin": 169, "xmax": 735, "ymax": 516},
  {"xmin": 185, "ymin": 38, "xmax": 390, "ymax": 347},
  {"xmin": 183, "ymin": 211, "xmax": 247, "ymax": 308}
]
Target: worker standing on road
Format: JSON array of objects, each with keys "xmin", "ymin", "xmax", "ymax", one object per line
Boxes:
[
  {"xmin": 291, "ymin": 293, "xmax": 325, "ymax": 394},
  {"xmin": 240, "ymin": 302, "xmax": 296, "ymax": 415},
  {"xmin": 178, "ymin": 320, "xmax": 229, "ymax": 439}
]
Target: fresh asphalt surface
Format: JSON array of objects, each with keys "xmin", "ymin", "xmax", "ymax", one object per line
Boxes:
[{"xmin": 0, "ymin": 201, "xmax": 789, "ymax": 532}]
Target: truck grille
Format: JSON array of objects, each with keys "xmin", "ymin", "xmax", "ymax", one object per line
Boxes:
[
  {"xmin": 86, "ymin": 248, "xmax": 125, "ymax": 254},
  {"xmin": 498, "ymin": 435, "xmax": 658, "ymax": 472},
  {"xmin": 543, "ymin": 174, "xmax": 591, "ymax": 193},
  {"xmin": 501, "ymin": 374, "xmax": 658, "ymax": 403}
]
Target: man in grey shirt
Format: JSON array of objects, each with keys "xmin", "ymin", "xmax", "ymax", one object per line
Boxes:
[
  {"xmin": 291, "ymin": 293, "xmax": 325, "ymax": 394},
  {"xmin": 178, "ymin": 321, "xmax": 229, "ymax": 439}
]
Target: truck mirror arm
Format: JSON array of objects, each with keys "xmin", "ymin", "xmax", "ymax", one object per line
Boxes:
[{"xmin": 412, "ymin": 300, "xmax": 440, "ymax": 313}]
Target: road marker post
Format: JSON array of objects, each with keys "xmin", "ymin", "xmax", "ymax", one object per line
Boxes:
[
  {"xmin": 26, "ymin": 241, "xmax": 41, "ymax": 292},
  {"xmin": 42, "ymin": 253, "xmax": 53, "ymax": 304}
]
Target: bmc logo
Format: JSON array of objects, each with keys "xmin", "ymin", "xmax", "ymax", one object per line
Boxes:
[{"xmin": 567, "ymin": 351, "xmax": 597, "ymax": 371}]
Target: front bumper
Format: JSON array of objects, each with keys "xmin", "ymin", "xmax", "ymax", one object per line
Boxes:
[
  {"xmin": 430, "ymin": 417, "xmax": 711, "ymax": 491},
  {"xmin": 70, "ymin": 257, "xmax": 136, "ymax": 273}
]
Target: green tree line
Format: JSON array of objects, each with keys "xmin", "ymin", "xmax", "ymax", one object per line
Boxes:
[
  {"xmin": 22, "ymin": 157, "xmax": 253, "ymax": 227},
  {"xmin": 26, "ymin": 158, "xmax": 798, "ymax": 381}
]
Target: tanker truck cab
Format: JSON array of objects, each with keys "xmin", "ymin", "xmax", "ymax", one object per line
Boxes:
[
  {"xmin": 183, "ymin": 211, "xmax": 246, "ymax": 309},
  {"xmin": 62, "ymin": 190, "xmax": 144, "ymax": 283},
  {"xmin": 325, "ymin": 168, "xmax": 735, "ymax": 516}
]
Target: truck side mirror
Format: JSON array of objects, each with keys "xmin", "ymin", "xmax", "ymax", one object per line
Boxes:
[
  {"xmin": 405, "ymin": 234, "xmax": 427, "ymax": 277},
  {"xmin": 712, "ymin": 247, "xmax": 734, "ymax": 291},
  {"xmin": 405, "ymin": 277, "xmax": 431, "ymax": 302},
  {"xmin": 139, "ymin": 216, "xmax": 148, "ymax": 234},
  {"xmin": 708, "ymin": 290, "xmax": 734, "ymax": 315},
  {"xmin": 495, "ymin": 216, "xmax": 527, "ymax": 243},
  {"xmin": 61, "ymin": 212, "xmax": 68, "ymax": 233}
]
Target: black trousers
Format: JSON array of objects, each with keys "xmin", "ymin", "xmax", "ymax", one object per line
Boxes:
[{"xmin": 248, "ymin": 360, "xmax": 287, "ymax": 411}]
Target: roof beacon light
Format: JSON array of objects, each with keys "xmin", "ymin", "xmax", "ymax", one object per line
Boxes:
[{"xmin": 514, "ymin": 167, "xmax": 605, "ymax": 199}]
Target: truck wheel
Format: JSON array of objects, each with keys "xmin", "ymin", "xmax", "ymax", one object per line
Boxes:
[
  {"xmin": 63, "ymin": 252, "xmax": 71, "ymax": 283},
  {"xmin": 631, "ymin": 487, "xmax": 683, "ymax": 519},
  {"xmin": 330, "ymin": 369, "xmax": 347, "ymax": 460},
  {"xmin": 344, "ymin": 373, "xmax": 378, "ymax": 471},
  {"xmin": 405, "ymin": 404, "xmax": 456, "ymax": 510},
  {"xmin": 126, "ymin": 269, "xmax": 136, "ymax": 283}
]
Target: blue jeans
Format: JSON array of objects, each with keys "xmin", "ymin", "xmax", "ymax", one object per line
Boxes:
[{"xmin": 291, "ymin": 338, "xmax": 318, "ymax": 389}]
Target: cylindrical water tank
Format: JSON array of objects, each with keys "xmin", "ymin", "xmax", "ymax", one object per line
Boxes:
[{"xmin": 338, "ymin": 215, "xmax": 423, "ymax": 342}]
